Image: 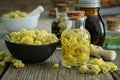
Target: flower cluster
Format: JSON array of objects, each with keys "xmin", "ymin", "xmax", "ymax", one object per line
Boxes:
[
  {"xmin": 3, "ymin": 10, "xmax": 26, "ymax": 18},
  {"xmin": 10, "ymin": 29, "xmax": 58, "ymax": 45},
  {"xmin": 0, "ymin": 51, "xmax": 24, "ymax": 68},
  {"xmin": 61, "ymin": 29, "xmax": 90, "ymax": 66},
  {"xmin": 79, "ymin": 58, "xmax": 118, "ymax": 74}
]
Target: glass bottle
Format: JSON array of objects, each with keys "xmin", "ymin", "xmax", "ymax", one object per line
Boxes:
[
  {"xmin": 51, "ymin": 4, "xmax": 69, "ymax": 48},
  {"xmin": 103, "ymin": 17, "xmax": 120, "ymax": 49},
  {"xmin": 76, "ymin": 0, "xmax": 105, "ymax": 46},
  {"xmin": 61, "ymin": 11, "xmax": 90, "ymax": 68}
]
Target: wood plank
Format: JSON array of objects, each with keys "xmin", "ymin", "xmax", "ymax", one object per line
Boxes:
[
  {"xmin": 0, "ymin": 39, "xmax": 11, "ymax": 79},
  {"xmin": 0, "ymin": 66, "xmax": 8, "ymax": 79},
  {"xmin": 1, "ymin": 51, "xmax": 60, "ymax": 80},
  {"xmin": 111, "ymin": 72, "xmax": 120, "ymax": 80},
  {"xmin": 1, "ymin": 50, "xmax": 117, "ymax": 80},
  {"xmin": 110, "ymin": 50, "xmax": 120, "ymax": 80}
]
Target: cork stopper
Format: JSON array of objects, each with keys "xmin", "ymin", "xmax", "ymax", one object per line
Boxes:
[
  {"xmin": 56, "ymin": 3, "xmax": 67, "ymax": 9},
  {"xmin": 67, "ymin": 11, "xmax": 85, "ymax": 20},
  {"xmin": 56, "ymin": 3, "xmax": 67, "ymax": 12},
  {"xmin": 106, "ymin": 17, "xmax": 120, "ymax": 31},
  {"xmin": 106, "ymin": 17, "xmax": 120, "ymax": 24}
]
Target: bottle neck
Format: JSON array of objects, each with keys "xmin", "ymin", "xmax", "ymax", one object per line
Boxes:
[
  {"xmin": 80, "ymin": 8, "xmax": 99, "ymax": 16},
  {"xmin": 55, "ymin": 7, "xmax": 69, "ymax": 19},
  {"xmin": 69, "ymin": 17, "xmax": 86, "ymax": 30}
]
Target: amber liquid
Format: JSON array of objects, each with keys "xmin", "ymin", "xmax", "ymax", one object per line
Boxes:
[
  {"xmin": 80, "ymin": 8, "xmax": 105, "ymax": 46},
  {"xmin": 85, "ymin": 15, "xmax": 105, "ymax": 46}
]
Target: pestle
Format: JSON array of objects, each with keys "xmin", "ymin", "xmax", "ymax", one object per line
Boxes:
[
  {"xmin": 90, "ymin": 45, "xmax": 117, "ymax": 61},
  {"xmin": 28, "ymin": 6, "xmax": 44, "ymax": 16}
]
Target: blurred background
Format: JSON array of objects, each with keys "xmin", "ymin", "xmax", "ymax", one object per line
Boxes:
[
  {"xmin": 0, "ymin": 0, "xmax": 120, "ymax": 49},
  {"xmin": 0, "ymin": 0, "xmax": 120, "ymax": 17}
]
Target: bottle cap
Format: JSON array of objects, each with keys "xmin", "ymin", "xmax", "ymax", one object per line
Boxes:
[
  {"xmin": 79, "ymin": 0, "xmax": 100, "ymax": 8},
  {"xmin": 67, "ymin": 11, "xmax": 85, "ymax": 20}
]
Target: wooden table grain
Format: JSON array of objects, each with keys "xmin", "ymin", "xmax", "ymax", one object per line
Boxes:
[
  {"xmin": 0, "ymin": 11, "xmax": 120, "ymax": 80},
  {"xmin": 0, "ymin": 50, "xmax": 120, "ymax": 80}
]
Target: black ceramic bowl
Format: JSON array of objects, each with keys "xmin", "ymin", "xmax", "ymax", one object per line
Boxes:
[{"xmin": 4, "ymin": 39, "xmax": 58, "ymax": 63}]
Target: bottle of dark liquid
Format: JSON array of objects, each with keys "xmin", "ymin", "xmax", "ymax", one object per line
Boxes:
[{"xmin": 77, "ymin": 0, "xmax": 105, "ymax": 46}]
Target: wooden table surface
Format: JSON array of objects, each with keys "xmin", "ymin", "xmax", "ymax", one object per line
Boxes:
[{"xmin": 0, "ymin": 11, "xmax": 120, "ymax": 80}]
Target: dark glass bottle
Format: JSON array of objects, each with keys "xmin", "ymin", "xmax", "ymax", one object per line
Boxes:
[{"xmin": 77, "ymin": 0, "xmax": 105, "ymax": 46}]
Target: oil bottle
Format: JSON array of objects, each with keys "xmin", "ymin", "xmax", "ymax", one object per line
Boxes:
[
  {"xmin": 103, "ymin": 17, "xmax": 120, "ymax": 49},
  {"xmin": 77, "ymin": 0, "xmax": 105, "ymax": 46}
]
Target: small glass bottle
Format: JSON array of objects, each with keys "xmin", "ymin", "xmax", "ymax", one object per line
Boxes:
[
  {"xmin": 103, "ymin": 17, "xmax": 120, "ymax": 49},
  {"xmin": 61, "ymin": 11, "xmax": 90, "ymax": 68},
  {"xmin": 76, "ymin": 0, "xmax": 105, "ymax": 46},
  {"xmin": 51, "ymin": 4, "xmax": 69, "ymax": 47},
  {"xmin": 55, "ymin": 4, "xmax": 68, "ymax": 19}
]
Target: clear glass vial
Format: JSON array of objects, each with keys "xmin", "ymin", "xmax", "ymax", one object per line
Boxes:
[
  {"xmin": 51, "ymin": 4, "xmax": 69, "ymax": 48},
  {"xmin": 103, "ymin": 17, "xmax": 120, "ymax": 49},
  {"xmin": 61, "ymin": 11, "xmax": 90, "ymax": 68},
  {"xmin": 51, "ymin": 4, "xmax": 68, "ymax": 39}
]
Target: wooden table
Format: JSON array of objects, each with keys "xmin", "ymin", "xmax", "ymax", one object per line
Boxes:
[{"xmin": 0, "ymin": 11, "xmax": 120, "ymax": 80}]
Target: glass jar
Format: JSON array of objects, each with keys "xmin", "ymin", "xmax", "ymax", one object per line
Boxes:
[
  {"xmin": 76, "ymin": 0, "xmax": 105, "ymax": 46},
  {"xmin": 51, "ymin": 4, "xmax": 69, "ymax": 48},
  {"xmin": 61, "ymin": 11, "xmax": 90, "ymax": 68},
  {"xmin": 103, "ymin": 17, "xmax": 120, "ymax": 49}
]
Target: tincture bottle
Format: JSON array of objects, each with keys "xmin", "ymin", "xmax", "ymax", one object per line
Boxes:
[
  {"xmin": 77, "ymin": 0, "xmax": 105, "ymax": 46},
  {"xmin": 103, "ymin": 17, "xmax": 120, "ymax": 49}
]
